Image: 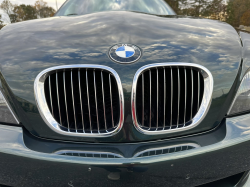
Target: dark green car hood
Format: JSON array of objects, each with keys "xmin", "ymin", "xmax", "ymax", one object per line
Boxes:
[{"xmin": 0, "ymin": 11, "xmax": 242, "ymax": 142}]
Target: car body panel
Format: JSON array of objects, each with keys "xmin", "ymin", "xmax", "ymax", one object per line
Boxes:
[
  {"xmin": 0, "ymin": 113, "xmax": 250, "ymax": 186},
  {"xmin": 0, "ymin": 11, "xmax": 242, "ymax": 142}
]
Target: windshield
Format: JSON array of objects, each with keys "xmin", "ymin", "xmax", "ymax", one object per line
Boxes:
[{"xmin": 55, "ymin": 0, "xmax": 175, "ymax": 16}]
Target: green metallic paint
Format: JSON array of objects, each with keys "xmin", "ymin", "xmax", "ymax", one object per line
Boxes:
[{"xmin": 0, "ymin": 12, "xmax": 243, "ymax": 142}]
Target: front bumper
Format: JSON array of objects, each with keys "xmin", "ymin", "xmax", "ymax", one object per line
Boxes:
[{"xmin": 1, "ymin": 114, "xmax": 250, "ymax": 186}]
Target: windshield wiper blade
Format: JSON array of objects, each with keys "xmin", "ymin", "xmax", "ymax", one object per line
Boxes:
[{"xmin": 66, "ymin": 13, "xmax": 78, "ymax": 16}]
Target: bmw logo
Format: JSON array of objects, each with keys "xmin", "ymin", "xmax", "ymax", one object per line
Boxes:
[{"xmin": 109, "ymin": 44, "xmax": 142, "ymax": 64}]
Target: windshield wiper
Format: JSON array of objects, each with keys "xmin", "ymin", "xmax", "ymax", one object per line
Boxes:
[{"xmin": 66, "ymin": 13, "xmax": 78, "ymax": 16}]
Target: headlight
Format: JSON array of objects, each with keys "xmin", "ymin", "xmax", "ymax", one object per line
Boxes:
[
  {"xmin": 228, "ymin": 71, "xmax": 250, "ymax": 115},
  {"xmin": 0, "ymin": 90, "xmax": 19, "ymax": 124}
]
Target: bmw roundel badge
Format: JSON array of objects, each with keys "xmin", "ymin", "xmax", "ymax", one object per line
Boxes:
[{"xmin": 109, "ymin": 44, "xmax": 142, "ymax": 63}]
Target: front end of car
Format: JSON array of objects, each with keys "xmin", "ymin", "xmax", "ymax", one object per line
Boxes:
[{"xmin": 0, "ymin": 7, "xmax": 250, "ymax": 186}]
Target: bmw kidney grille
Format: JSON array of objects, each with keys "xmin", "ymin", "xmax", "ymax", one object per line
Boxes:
[
  {"xmin": 34, "ymin": 65, "xmax": 124, "ymax": 137},
  {"xmin": 131, "ymin": 63, "xmax": 213, "ymax": 135}
]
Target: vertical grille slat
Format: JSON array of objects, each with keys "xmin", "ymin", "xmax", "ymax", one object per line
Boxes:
[
  {"xmin": 142, "ymin": 73, "xmax": 144, "ymax": 127},
  {"xmin": 198, "ymin": 71, "xmax": 200, "ymax": 112},
  {"xmin": 86, "ymin": 70, "xmax": 92, "ymax": 132},
  {"xmin": 149, "ymin": 70, "xmax": 152, "ymax": 129},
  {"xmin": 156, "ymin": 69, "xmax": 159, "ymax": 130},
  {"xmin": 170, "ymin": 67, "xmax": 173, "ymax": 129},
  {"xmin": 49, "ymin": 76, "xmax": 54, "ymax": 117},
  {"xmin": 109, "ymin": 74, "xmax": 114, "ymax": 128},
  {"xmin": 191, "ymin": 69, "xmax": 193, "ymax": 121},
  {"xmin": 177, "ymin": 68, "xmax": 180, "ymax": 128},
  {"xmin": 101, "ymin": 71, "xmax": 107, "ymax": 131},
  {"xmin": 163, "ymin": 68, "xmax": 166, "ymax": 129},
  {"xmin": 42, "ymin": 66, "xmax": 122, "ymax": 135},
  {"xmin": 78, "ymin": 70, "xmax": 85, "ymax": 132},
  {"xmin": 71, "ymin": 70, "xmax": 77, "ymax": 132},
  {"xmin": 184, "ymin": 68, "xmax": 187, "ymax": 126},
  {"xmin": 63, "ymin": 71, "xmax": 70, "ymax": 131},
  {"xmin": 133, "ymin": 64, "xmax": 210, "ymax": 134},
  {"xmin": 93, "ymin": 70, "xmax": 100, "ymax": 133},
  {"xmin": 56, "ymin": 73, "xmax": 62, "ymax": 125}
]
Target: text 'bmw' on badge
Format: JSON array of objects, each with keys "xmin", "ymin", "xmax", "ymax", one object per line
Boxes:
[{"xmin": 109, "ymin": 44, "xmax": 142, "ymax": 64}]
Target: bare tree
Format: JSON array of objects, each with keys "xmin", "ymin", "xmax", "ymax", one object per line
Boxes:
[
  {"xmin": 0, "ymin": 0, "xmax": 14, "ymax": 17},
  {"xmin": 0, "ymin": 15, "xmax": 4, "ymax": 30}
]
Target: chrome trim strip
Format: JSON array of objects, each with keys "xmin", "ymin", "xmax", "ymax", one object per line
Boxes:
[
  {"xmin": 184, "ymin": 68, "xmax": 187, "ymax": 126},
  {"xmin": 131, "ymin": 63, "xmax": 213, "ymax": 135},
  {"xmin": 101, "ymin": 71, "xmax": 107, "ymax": 131},
  {"xmin": 142, "ymin": 73, "xmax": 144, "ymax": 127},
  {"xmin": 177, "ymin": 67, "xmax": 180, "ymax": 127},
  {"xmin": 34, "ymin": 65, "xmax": 124, "ymax": 137},
  {"xmin": 109, "ymin": 74, "xmax": 115, "ymax": 128},
  {"xmin": 49, "ymin": 76, "xmax": 54, "ymax": 117},
  {"xmin": 86, "ymin": 70, "xmax": 92, "ymax": 132},
  {"xmin": 156, "ymin": 68, "xmax": 159, "ymax": 129},
  {"xmin": 93, "ymin": 70, "xmax": 100, "ymax": 133},
  {"xmin": 63, "ymin": 72, "xmax": 70, "ymax": 131},
  {"xmin": 78, "ymin": 69, "xmax": 85, "ymax": 132},
  {"xmin": 149, "ymin": 70, "xmax": 152, "ymax": 129},
  {"xmin": 191, "ymin": 69, "xmax": 193, "ymax": 120},
  {"xmin": 163, "ymin": 68, "xmax": 166, "ymax": 129},
  {"xmin": 78, "ymin": 70, "xmax": 85, "ymax": 132},
  {"xmin": 71, "ymin": 70, "xmax": 77, "ymax": 132},
  {"xmin": 54, "ymin": 150, "xmax": 124, "ymax": 158},
  {"xmin": 170, "ymin": 67, "xmax": 173, "ymax": 129},
  {"xmin": 133, "ymin": 143, "xmax": 200, "ymax": 158},
  {"xmin": 56, "ymin": 73, "xmax": 62, "ymax": 125},
  {"xmin": 198, "ymin": 71, "xmax": 200, "ymax": 111}
]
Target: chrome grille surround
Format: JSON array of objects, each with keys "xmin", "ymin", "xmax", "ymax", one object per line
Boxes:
[
  {"xmin": 34, "ymin": 65, "xmax": 124, "ymax": 137},
  {"xmin": 131, "ymin": 63, "xmax": 213, "ymax": 135},
  {"xmin": 133, "ymin": 143, "xmax": 200, "ymax": 158}
]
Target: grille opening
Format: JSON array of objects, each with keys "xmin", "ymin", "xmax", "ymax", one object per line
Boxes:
[
  {"xmin": 133, "ymin": 143, "xmax": 200, "ymax": 158},
  {"xmin": 135, "ymin": 66, "xmax": 205, "ymax": 131},
  {"xmin": 44, "ymin": 68, "xmax": 120, "ymax": 134},
  {"xmin": 136, "ymin": 145, "xmax": 196, "ymax": 157},
  {"xmin": 55, "ymin": 150, "xmax": 123, "ymax": 158}
]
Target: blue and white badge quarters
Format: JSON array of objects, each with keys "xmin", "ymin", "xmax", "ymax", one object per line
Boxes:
[{"xmin": 109, "ymin": 44, "xmax": 141, "ymax": 63}]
